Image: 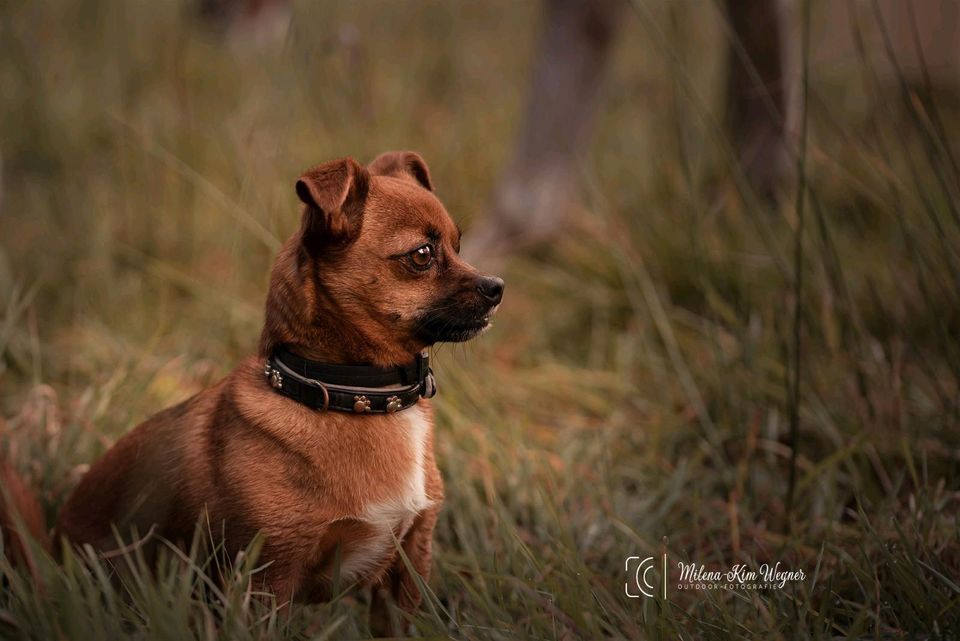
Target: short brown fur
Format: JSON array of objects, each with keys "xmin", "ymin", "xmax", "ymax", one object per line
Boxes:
[{"xmin": 0, "ymin": 151, "xmax": 503, "ymax": 619}]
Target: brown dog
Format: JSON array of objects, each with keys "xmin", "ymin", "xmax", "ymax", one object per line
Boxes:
[{"xmin": 1, "ymin": 151, "xmax": 503, "ymax": 614}]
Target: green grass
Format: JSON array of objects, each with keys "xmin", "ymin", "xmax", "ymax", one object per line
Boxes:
[{"xmin": 2, "ymin": 0, "xmax": 959, "ymax": 638}]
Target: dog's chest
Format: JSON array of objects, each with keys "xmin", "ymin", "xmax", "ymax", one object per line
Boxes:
[{"xmin": 337, "ymin": 405, "xmax": 433, "ymax": 582}]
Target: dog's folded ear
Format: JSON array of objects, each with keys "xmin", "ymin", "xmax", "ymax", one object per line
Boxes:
[
  {"xmin": 296, "ymin": 157, "xmax": 370, "ymax": 250},
  {"xmin": 368, "ymin": 151, "xmax": 433, "ymax": 191}
]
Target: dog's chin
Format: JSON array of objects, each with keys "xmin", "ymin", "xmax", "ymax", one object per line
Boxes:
[{"xmin": 416, "ymin": 314, "xmax": 492, "ymax": 344}]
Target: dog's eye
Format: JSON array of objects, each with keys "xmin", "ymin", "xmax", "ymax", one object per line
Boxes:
[{"xmin": 408, "ymin": 244, "xmax": 434, "ymax": 270}]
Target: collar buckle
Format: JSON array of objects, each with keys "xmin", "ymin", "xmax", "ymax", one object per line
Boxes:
[
  {"xmin": 421, "ymin": 370, "xmax": 437, "ymax": 399},
  {"xmin": 418, "ymin": 350, "xmax": 436, "ymax": 398}
]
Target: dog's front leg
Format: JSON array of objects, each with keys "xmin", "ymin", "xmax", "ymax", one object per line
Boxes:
[
  {"xmin": 393, "ymin": 503, "xmax": 440, "ymax": 612},
  {"xmin": 369, "ymin": 504, "xmax": 439, "ymax": 636},
  {"xmin": 255, "ymin": 548, "xmax": 303, "ymax": 613}
]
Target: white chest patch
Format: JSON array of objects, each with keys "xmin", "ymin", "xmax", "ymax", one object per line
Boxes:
[{"xmin": 338, "ymin": 405, "xmax": 434, "ymax": 583}]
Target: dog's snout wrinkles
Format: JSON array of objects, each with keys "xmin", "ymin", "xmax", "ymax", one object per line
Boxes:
[{"xmin": 476, "ymin": 276, "xmax": 504, "ymax": 305}]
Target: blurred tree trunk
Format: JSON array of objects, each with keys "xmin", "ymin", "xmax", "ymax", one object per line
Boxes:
[
  {"xmin": 199, "ymin": 0, "xmax": 291, "ymax": 45},
  {"xmin": 463, "ymin": 0, "xmax": 625, "ymax": 262},
  {"xmin": 873, "ymin": 0, "xmax": 960, "ymax": 90},
  {"xmin": 465, "ymin": 0, "xmax": 795, "ymax": 262},
  {"xmin": 723, "ymin": 0, "xmax": 790, "ymax": 204}
]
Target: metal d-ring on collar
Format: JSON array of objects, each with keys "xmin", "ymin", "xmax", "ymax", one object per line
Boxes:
[{"xmin": 263, "ymin": 346, "xmax": 437, "ymax": 414}]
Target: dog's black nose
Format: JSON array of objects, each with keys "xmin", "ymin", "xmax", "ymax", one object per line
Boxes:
[{"xmin": 476, "ymin": 276, "xmax": 504, "ymax": 305}]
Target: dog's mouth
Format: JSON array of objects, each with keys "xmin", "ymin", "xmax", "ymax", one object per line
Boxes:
[{"xmin": 415, "ymin": 306, "xmax": 497, "ymax": 344}]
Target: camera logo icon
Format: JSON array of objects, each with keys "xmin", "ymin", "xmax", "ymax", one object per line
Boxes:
[{"xmin": 625, "ymin": 555, "xmax": 660, "ymax": 598}]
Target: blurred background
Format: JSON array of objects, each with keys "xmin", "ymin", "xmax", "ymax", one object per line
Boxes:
[{"xmin": 1, "ymin": 0, "xmax": 959, "ymax": 638}]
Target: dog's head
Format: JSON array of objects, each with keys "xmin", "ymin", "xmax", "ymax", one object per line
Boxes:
[{"xmin": 260, "ymin": 151, "xmax": 503, "ymax": 366}]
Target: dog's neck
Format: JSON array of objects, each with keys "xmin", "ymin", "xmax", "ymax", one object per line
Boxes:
[
  {"xmin": 259, "ymin": 296, "xmax": 423, "ymax": 369},
  {"xmin": 260, "ymin": 317, "xmax": 422, "ymax": 367},
  {"xmin": 279, "ymin": 336, "xmax": 419, "ymax": 368}
]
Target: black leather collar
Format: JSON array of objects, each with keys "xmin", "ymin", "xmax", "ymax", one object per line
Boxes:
[{"xmin": 263, "ymin": 345, "xmax": 436, "ymax": 414}]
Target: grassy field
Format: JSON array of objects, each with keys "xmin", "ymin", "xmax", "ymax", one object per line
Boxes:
[{"xmin": 1, "ymin": 0, "xmax": 959, "ymax": 639}]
